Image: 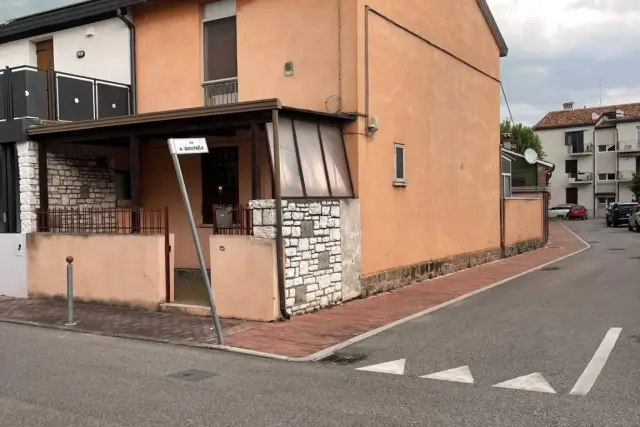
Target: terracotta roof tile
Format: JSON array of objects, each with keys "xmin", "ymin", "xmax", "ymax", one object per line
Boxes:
[{"xmin": 533, "ymin": 102, "xmax": 640, "ymax": 130}]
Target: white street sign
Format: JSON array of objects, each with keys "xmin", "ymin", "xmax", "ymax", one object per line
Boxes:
[{"xmin": 168, "ymin": 138, "xmax": 209, "ymax": 155}]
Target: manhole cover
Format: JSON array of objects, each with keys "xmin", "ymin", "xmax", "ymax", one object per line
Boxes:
[
  {"xmin": 167, "ymin": 369, "xmax": 218, "ymax": 382},
  {"xmin": 320, "ymin": 353, "xmax": 367, "ymax": 365},
  {"xmin": 540, "ymin": 266, "xmax": 561, "ymax": 271},
  {"xmin": 608, "ymin": 248, "xmax": 626, "ymax": 251},
  {"xmin": 629, "ymin": 335, "xmax": 640, "ymax": 344}
]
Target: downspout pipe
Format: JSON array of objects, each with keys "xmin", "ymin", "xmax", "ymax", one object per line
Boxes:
[
  {"xmin": 499, "ymin": 143, "xmax": 505, "ymax": 257},
  {"xmin": 271, "ymin": 109, "xmax": 291, "ymax": 320},
  {"xmin": 117, "ymin": 8, "xmax": 137, "ymax": 114}
]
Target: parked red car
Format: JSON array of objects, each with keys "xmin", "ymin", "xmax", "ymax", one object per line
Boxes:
[{"xmin": 567, "ymin": 204, "xmax": 588, "ymax": 220}]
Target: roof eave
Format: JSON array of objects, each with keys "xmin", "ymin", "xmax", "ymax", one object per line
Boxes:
[
  {"xmin": 0, "ymin": 0, "xmax": 147, "ymax": 44},
  {"xmin": 477, "ymin": 0, "xmax": 508, "ymax": 57}
]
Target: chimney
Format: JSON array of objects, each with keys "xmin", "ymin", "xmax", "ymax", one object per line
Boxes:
[{"xmin": 563, "ymin": 102, "xmax": 574, "ymax": 110}]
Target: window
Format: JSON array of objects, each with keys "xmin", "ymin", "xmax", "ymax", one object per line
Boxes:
[
  {"xmin": 598, "ymin": 145, "xmax": 606, "ymax": 152},
  {"xmin": 294, "ymin": 120, "xmax": 329, "ymax": 197},
  {"xmin": 598, "ymin": 173, "xmax": 616, "ymax": 181},
  {"xmin": 566, "ymin": 187, "xmax": 578, "ymax": 204},
  {"xmin": 265, "ymin": 119, "xmax": 354, "ymax": 198},
  {"xmin": 565, "ymin": 159, "xmax": 578, "ymax": 177},
  {"xmin": 319, "ymin": 126, "xmax": 352, "ymax": 196},
  {"xmin": 501, "ymin": 156, "xmax": 512, "ymax": 198},
  {"xmin": 565, "ymin": 131, "xmax": 585, "ymax": 153},
  {"xmin": 203, "ymin": 0, "xmax": 237, "ymax": 82},
  {"xmin": 394, "ymin": 143, "xmax": 405, "ymax": 184},
  {"xmin": 637, "ymin": 126, "xmax": 640, "ymax": 143}
]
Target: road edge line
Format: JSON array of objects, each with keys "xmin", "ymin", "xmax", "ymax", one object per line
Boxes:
[{"xmin": 284, "ymin": 223, "xmax": 592, "ymax": 362}]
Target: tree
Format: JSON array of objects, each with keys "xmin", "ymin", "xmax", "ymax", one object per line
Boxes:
[
  {"xmin": 629, "ymin": 172, "xmax": 640, "ymax": 202},
  {"xmin": 500, "ymin": 120, "xmax": 546, "ymax": 158}
]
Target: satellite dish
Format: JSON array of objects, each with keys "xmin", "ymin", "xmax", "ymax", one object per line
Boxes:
[{"xmin": 524, "ymin": 148, "xmax": 538, "ymax": 165}]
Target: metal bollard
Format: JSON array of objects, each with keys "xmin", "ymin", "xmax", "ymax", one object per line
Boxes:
[{"xmin": 65, "ymin": 256, "xmax": 77, "ymax": 326}]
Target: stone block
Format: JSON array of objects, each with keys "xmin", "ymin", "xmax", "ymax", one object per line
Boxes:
[{"xmin": 318, "ymin": 251, "xmax": 330, "ymax": 269}]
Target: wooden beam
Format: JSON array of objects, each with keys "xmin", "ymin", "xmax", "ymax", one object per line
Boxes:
[
  {"xmin": 250, "ymin": 123, "xmax": 259, "ymax": 200},
  {"xmin": 129, "ymin": 135, "xmax": 141, "ymax": 233}
]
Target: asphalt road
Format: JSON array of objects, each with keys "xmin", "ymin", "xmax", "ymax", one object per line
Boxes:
[{"xmin": 2, "ymin": 220, "xmax": 640, "ymax": 426}]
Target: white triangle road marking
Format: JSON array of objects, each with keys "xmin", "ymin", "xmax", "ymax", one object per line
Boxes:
[
  {"xmin": 421, "ymin": 365, "xmax": 474, "ymax": 384},
  {"xmin": 493, "ymin": 373, "xmax": 556, "ymax": 394},
  {"xmin": 355, "ymin": 359, "xmax": 406, "ymax": 375}
]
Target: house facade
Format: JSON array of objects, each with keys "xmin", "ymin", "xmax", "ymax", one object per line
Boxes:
[
  {"xmin": 0, "ymin": 0, "xmax": 548, "ymax": 321},
  {"xmin": 534, "ymin": 102, "xmax": 640, "ymax": 217}
]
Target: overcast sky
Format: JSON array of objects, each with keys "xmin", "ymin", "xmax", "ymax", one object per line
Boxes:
[
  {"xmin": 2, "ymin": 0, "xmax": 638, "ymax": 126},
  {"xmin": 488, "ymin": 0, "xmax": 640, "ymax": 125}
]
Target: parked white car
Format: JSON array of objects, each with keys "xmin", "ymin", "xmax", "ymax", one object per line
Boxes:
[
  {"xmin": 627, "ymin": 206, "xmax": 640, "ymax": 232},
  {"xmin": 548, "ymin": 204, "xmax": 572, "ymax": 218}
]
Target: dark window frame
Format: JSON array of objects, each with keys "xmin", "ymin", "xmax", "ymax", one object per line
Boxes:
[{"xmin": 266, "ymin": 119, "xmax": 355, "ymax": 199}]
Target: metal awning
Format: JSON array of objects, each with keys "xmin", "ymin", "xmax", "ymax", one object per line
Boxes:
[{"xmin": 25, "ymin": 98, "xmax": 356, "ymax": 144}]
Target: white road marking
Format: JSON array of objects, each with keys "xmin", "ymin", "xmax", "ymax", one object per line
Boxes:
[
  {"xmin": 421, "ymin": 366, "xmax": 474, "ymax": 384},
  {"xmin": 356, "ymin": 359, "xmax": 406, "ymax": 375},
  {"xmin": 493, "ymin": 373, "xmax": 556, "ymax": 394},
  {"xmin": 569, "ymin": 327, "xmax": 622, "ymax": 396}
]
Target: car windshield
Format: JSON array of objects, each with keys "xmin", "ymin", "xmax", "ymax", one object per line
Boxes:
[{"xmin": 619, "ymin": 204, "xmax": 638, "ymax": 212}]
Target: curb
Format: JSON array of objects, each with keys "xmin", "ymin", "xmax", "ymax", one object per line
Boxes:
[{"xmin": 1, "ymin": 224, "xmax": 590, "ymax": 363}]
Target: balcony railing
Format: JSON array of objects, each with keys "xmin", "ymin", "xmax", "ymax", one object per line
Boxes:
[
  {"xmin": 567, "ymin": 172, "xmax": 593, "ymax": 183},
  {"xmin": 0, "ymin": 65, "xmax": 131, "ymax": 122},
  {"xmin": 617, "ymin": 140, "xmax": 640, "ymax": 152},
  {"xmin": 567, "ymin": 144, "xmax": 593, "ymax": 155},
  {"xmin": 617, "ymin": 170, "xmax": 636, "ymax": 181},
  {"xmin": 203, "ymin": 78, "xmax": 238, "ymax": 106}
]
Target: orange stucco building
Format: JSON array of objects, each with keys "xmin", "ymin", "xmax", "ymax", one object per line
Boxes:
[
  {"xmin": 131, "ymin": 0, "xmax": 508, "ymax": 288},
  {"xmin": 19, "ymin": 0, "xmax": 549, "ymax": 320}
]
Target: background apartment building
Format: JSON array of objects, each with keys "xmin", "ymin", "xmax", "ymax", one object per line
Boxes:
[{"xmin": 534, "ymin": 102, "xmax": 640, "ymax": 217}]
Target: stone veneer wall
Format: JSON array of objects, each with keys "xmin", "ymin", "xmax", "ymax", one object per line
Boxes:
[
  {"xmin": 17, "ymin": 142, "xmax": 116, "ymax": 233},
  {"xmin": 250, "ymin": 199, "xmax": 345, "ymax": 315}
]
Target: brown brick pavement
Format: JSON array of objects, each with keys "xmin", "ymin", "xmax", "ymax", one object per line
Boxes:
[{"xmin": 0, "ymin": 223, "xmax": 586, "ymax": 360}]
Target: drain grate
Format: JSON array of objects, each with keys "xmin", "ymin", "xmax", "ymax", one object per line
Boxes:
[
  {"xmin": 540, "ymin": 266, "xmax": 561, "ymax": 271},
  {"xmin": 167, "ymin": 369, "xmax": 218, "ymax": 382},
  {"xmin": 320, "ymin": 353, "xmax": 367, "ymax": 365},
  {"xmin": 586, "ymin": 241, "xmax": 600, "ymax": 244},
  {"xmin": 608, "ymin": 248, "xmax": 626, "ymax": 251},
  {"xmin": 629, "ymin": 256, "xmax": 640, "ymax": 260}
]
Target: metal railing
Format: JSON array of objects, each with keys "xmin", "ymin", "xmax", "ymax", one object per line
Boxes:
[
  {"xmin": 0, "ymin": 65, "xmax": 131, "ymax": 122},
  {"xmin": 36, "ymin": 207, "xmax": 168, "ymax": 234},
  {"xmin": 617, "ymin": 140, "xmax": 640, "ymax": 152},
  {"xmin": 203, "ymin": 78, "xmax": 238, "ymax": 106},
  {"xmin": 567, "ymin": 172, "xmax": 593, "ymax": 183},
  {"xmin": 617, "ymin": 170, "xmax": 636, "ymax": 181},
  {"xmin": 567, "ymin": 144, "xmax": 593, "ymax": 155},
  {"xmin": 212, "ymin": 204, "xmax": 253, "ymax": 235}
]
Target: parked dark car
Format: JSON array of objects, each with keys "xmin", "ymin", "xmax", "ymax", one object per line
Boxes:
[
  {"xmin": 606, "ymin": 202, "xmax": 639, "ymax": 227},
  {"xmin": 627, "ymin": 206, "xmax": 640, "ymax": 232},
  {"xmin": 566, "ymin": 204, "xmax": 588, "ymax": 220}
]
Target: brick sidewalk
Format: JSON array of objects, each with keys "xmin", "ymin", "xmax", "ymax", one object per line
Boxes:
[{"xmin": 0, "ymin": 223, "xmax": 586, "ymax": 359}]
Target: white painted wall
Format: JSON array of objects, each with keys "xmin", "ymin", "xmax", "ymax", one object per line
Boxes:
[
  {"xmin": 617, "ymin": 121, "xmax": 640, "ymax": 149},
  {"xmin": 0, "ymin": 18, "xmax": 130, "ymax": 84},
  {"xmin": 0, "ymin": 234, "xmax": 27, "ymax": 298},
  {"xmin": 537, "ymin": 126, "xmax": 595, "ymax": 213}
]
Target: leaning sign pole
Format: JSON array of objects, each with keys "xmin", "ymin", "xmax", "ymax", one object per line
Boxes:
[{"xmin": 168, "ymin": 137, "xmax": 224, "ymax": 345}]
